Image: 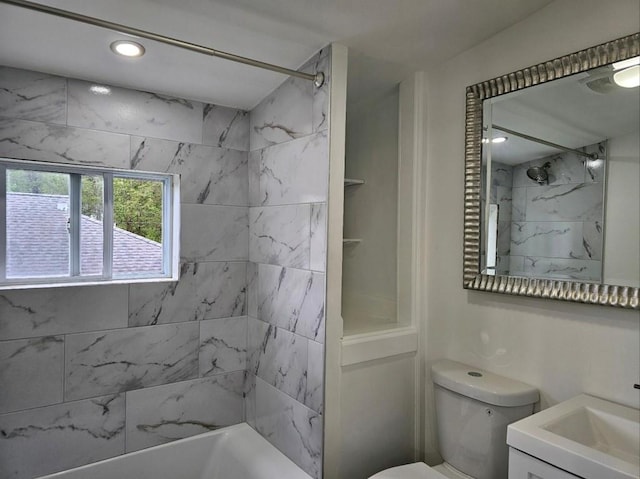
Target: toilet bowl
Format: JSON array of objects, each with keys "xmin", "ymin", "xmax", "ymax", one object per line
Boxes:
[{"xmin": 368, "ymin": 359, "xmax": 539, "ymax": 479}]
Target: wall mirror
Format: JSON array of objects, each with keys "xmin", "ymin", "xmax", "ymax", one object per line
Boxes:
[{"xmin": 463, "ymin": 33, "xmax": 639, "ymax": 309}]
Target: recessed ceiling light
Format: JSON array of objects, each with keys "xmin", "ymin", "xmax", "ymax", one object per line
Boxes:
[
  {"xmin": 613, "ymin": 65, "xmax": 640, "ymax": 88},
  {"xmin": 110, "ymin": 40, "xmax": 145, "ymax": 58},
  {"xmin": 89, "ymin": 85, "xmax": 111, "ymax": 95}
]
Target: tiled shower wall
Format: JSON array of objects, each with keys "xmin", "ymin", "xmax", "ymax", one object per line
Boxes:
[
  {"xmin": 245, "ymin": 47, "xmax": 329, "ymax": 479},
  {"xmin": 0, "ymin": 65, "xmax": 250, "ymax": 479},
  {"xmin": 491, "ymin": 142, "xmax": 605, "ymax": 281}
]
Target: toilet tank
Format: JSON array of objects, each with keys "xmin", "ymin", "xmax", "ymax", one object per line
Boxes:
[{"xmin": 431, "ymin": 360, "xmax": 539, "ymax": 479}]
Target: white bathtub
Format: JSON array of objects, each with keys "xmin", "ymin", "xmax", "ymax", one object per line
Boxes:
[{"xmin": 37, "ymin": 423, "xmax": 312, "ymax": 479}]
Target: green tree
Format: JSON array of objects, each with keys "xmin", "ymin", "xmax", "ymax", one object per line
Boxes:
[
  {"xmin": 7, "ymin": 169, "xmax": 69, "ymax": 195},
  {"xmin": 81, "ymin": 176, "xmax": 104, "ymax": 220},
  {"xmin": 113, "ymin": 178, "xmax": 162, "ymax": 242}
]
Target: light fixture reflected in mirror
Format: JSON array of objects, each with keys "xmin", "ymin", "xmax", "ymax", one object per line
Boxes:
[
  {"xmin": 613, "ymin": 65, "xmax": 640, "ymax": 88},
  {"xmin": 482, "ymin": 136, "xmax": 508, "ymax": 144},
  {"xmin": 110, "ymin": 40, "xmax": 145, "ymax": 58},
  {"xmin": 612, "ymin": 55, "xmax": 640, "ymax": 88}
]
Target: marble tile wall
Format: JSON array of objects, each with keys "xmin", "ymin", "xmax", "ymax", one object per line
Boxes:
[
  {"xmin": 508, "ymin": 142, "xmax": 605, "ymax": 281},
  {"xmin": 246, "ymin": 46, "xmax": 329, "ymax": 479},
  {"xmin": 0, "ymin": 65, "xmax": 250, "ymax": 479}
]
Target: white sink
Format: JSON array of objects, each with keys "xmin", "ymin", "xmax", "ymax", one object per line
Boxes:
[{"xmin": 507, "ymin": 394, "xmax": 640, "ymax": 479}]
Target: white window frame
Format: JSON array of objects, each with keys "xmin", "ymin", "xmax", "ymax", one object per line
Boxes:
[{"xmin": 0, "ymin": 158, "xmax": 180, "ymax": 290}]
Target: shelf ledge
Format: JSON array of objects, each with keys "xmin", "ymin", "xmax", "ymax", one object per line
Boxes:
[
  {"xmin": 344, "ymin": 178, "xmax": 365, "ymax": 187},
  {"xmin": 343, "ymin": 239, "xmax": 362, "ymax": 245}
]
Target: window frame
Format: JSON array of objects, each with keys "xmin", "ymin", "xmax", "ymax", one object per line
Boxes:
[{"xmin": 0, "ymin": 158, "xmax": 180, "ymax": 290}]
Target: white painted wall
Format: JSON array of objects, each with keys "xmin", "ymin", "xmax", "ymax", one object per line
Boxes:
[
  {"xmin": 421, "ymin": 0, "xmax": 640, "ymax": 463},
  {"xmin": 339, "ymin": 355, "xmax": 418, "ymax": 479},
  {"xmin": 604, "ymin": 131, "xmax": 640, "ymax": 287}
]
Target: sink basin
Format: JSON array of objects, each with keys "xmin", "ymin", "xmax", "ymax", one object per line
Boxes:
[{"xmin": 507, "ymin": 394, "xmax": 640, "ymax": 479}]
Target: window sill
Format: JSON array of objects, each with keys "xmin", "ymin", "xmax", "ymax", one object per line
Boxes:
[{"xmin": 0, "ymin": 274, "xmax": 179, "ymax": 291}]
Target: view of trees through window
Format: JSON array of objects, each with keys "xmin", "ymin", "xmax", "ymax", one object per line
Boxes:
[{"xmin": 7, "ymin": 169, "xmax": 163, "ymax": 243}]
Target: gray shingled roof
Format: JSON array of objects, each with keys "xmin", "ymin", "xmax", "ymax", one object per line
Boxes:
[{"xmin": 7, "ymin": 192, "xmax": 162, "ymax": 278}]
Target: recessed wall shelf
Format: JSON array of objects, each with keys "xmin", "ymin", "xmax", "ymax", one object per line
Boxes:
[
  {"xmin": 343, "ymin": 238, "xmax": 362, "ymax": 245},
  {"xmin": 344, "ymin": 178, "xmax": 365, "ymax": 187}
]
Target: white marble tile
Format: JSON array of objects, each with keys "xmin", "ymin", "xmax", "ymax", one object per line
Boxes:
[
  {"xmin": 496, "ymin": 186, "xmax": 512, "ymax": 222},
  {"xmin": 511, "ymin": 187, "xmax": 526, "ymax": 221},
  {"xmin": 181, "ymin": 205, "xmax": 249, "ymax": 262},
  {"xmin": 125, "ymin": 373, "xmax": 244, "ymax": 452},
  {"xmin": 583, "ymin": 220, "xmax": 603, "ymax": 261},
  {"xmin": 491, "ymin": 161, "xmax": 513, "ymax": 188},
  {"xmin": 247, "ymin": 261, "xmax": 258, "ymax": 319},
  {"xmin": 249, "ymin": 205, "xmax": 311, "ymax": 268},
  {"xmin": 0, "ymin": 118, "xmax": 130, "ymax": 168},
  {"xmin": 310, "ymin": 203, "xmax": 328, "ymax": 272},
  {"xmin": 496, "ymin": 255, "xmax": 511, "ymax": 275},
  {"xmin": 0, "ymin": 336, "xmax": 63, "ymax": 414},
  {"xmin": 199, "ymin": 317, "xmax": 247, "ymax": 376},
  {"xmin": 509, "ymin": 255, "xmax": 526, "ymax": 276},
  {"xmin": 129, "ymin": 262, "xmax": 247, "ymax": 326},
  {"xmin": 203, "ymin": 105, "xmax": 249, "ymax": 151},
  {"xmin": 305, "ymin": 340, "xmax": 324, "ymax": 414},
  {"xmin": 258, "ymin": 131, "xmax": 328, "ymax": 206},
  {"xmin": 0, "ymin": 66, "xmax": 66, "ymax": 124},
  {"xmin": 510, "ymin": 221, "xmax": 585, "ymax": 258},
  {"xmin": 522, "ymin": 256, "xmax": 602, "ymax": 282},
  {"xmin": 131, "ymin": 137, "xmax": 248, "ymax": 206},
  {"xmin": 497, "ymin": 220, "xmax": 511, "ymax": 256},
  {"xmin": 0, "ymin": 285, "xmax": 128, "ymax": 341},
  {"xmin": 248, "ymin": 318, "xmax": 307, "ymax": 402},
  {"xmin": 525, "ymin": 183, "xmax": 604, "ymax": 222},
  {"xmin": 65, "ymin": 322, "xmax": 199, "ymax": 401},
  {"xmin": 258, "ymin": 264, "xmax": 325, "ymax": 342},
  {"xmin": 67, "ymin": 79, "xmax": 203, "ymax": 143},
  {"xmin": 245, "ymin": 372, "xmax": 256, "ymax": 428},
  {"xmin": 248, "ymin": 149, "xmax": 261, "ymax": 206},
  {"xmin": 0, "ymin": 394, "xmax": 125, "ymax": 479},
  {"xmin": 300, "ymin": 47, "xmax": 330, "ymax": 133},
  {"xmin": 249, "ymin": 76, "xmax": 313, "ymax": 150},
  {"xmin": 254, "ymin": 377, "xmax": 322, "ymax": 479}
]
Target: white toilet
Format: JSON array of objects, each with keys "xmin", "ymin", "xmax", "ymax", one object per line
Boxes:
[{"xmin": 370, "ymin": 359, "xmax": 539, "ymax": 479}]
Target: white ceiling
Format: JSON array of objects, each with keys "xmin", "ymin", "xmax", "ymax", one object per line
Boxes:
[
  {"xmin": 0, "ymin": 0, "xmax": 553, "ymax": 109},
  {"xmin": 489, "ymin": 65, "xmax": 640, "ymax": 165}
]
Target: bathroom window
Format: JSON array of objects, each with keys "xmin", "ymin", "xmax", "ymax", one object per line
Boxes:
[{"xmin": 0, "ymin": 158, "xmax": 180, "ymax": 289}]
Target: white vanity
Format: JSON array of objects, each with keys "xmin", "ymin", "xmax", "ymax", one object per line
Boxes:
[{"xmin": 507, "ymin": 394, "xmax": 640, "ymax": 479}]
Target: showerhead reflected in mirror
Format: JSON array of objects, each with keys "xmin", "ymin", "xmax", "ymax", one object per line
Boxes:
[{"xmin": 526, "ymin": 162, "xmax": 551, "ymax": 185}]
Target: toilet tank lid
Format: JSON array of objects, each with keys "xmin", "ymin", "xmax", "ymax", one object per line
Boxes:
[{"xmin": 431, "ymin": 359, "xmax": 539, "ymax": 407}]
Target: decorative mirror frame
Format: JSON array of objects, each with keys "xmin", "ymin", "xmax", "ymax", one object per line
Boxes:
[{"xmin": 463, "ymin": 32, "xmax": 640, "ymax": 309}]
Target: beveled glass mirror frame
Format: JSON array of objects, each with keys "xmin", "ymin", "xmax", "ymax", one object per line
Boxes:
[{"xmin": 463, "ymin": 32, "xmax": 639, "ymax": 309}]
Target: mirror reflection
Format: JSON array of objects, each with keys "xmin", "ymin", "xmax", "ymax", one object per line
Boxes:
[{"xmin": 481, "ymin": 58, "xmax": 639, "ymax": 287}]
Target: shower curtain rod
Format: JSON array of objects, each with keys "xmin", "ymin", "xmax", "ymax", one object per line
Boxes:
[
  {"xmin": 0, "ymin": 0, "xmax": 325, "ymax": 87},
  {"xmin": 492, "ymin": 124, "xmax": 598, "ymax": 160}
]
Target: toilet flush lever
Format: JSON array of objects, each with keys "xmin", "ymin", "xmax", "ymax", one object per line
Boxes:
[{"xmin": 634, "ymin": 384, "xmax": 639, "ymax": 389}]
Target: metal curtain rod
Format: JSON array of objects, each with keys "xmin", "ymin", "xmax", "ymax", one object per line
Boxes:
[
  {"xmin": 0, "ymin": 0, "xmax": 325, "ymax": 87},
  {"xmin": 492, "ymin": 124, "xmax": 598, "ymax": 160}
]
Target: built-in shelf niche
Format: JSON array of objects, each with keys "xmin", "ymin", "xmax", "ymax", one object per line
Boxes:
[{"xmin": 344, "ymin": 179, "xmax": 364, "ymax": 245}]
